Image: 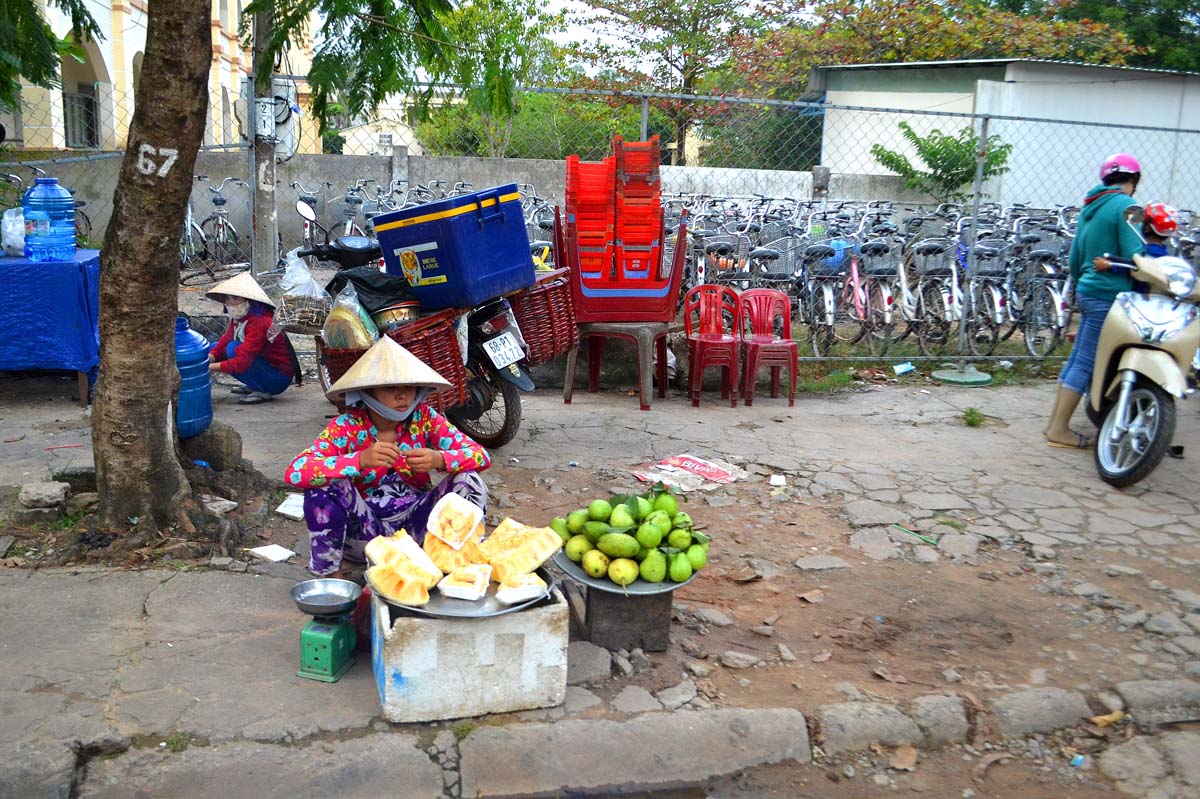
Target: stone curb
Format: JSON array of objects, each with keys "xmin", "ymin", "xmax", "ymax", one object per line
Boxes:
[{"xmin": 13, "ymin": 679, "xmax": 1199, "ymax": 798}]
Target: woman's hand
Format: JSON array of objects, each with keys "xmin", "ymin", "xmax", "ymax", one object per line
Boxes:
[
  {"xmin": 208, "ymin": 361, "xmax": 222, "ymax": 372},
  {"xmin": 403, "ymin": 448, "xmax": 444, "ymax": 474},
  {"xmin": 1093, "ymin": 256, "xmax": 1112, "ymax": 272},
  {"xmin": 359, "ymin": 441, "xmax": 402, "ymax": 471}
]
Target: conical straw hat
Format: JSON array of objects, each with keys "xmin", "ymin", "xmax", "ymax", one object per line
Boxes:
[
  {"xmin": 326, "ymin": 336, "xmax": 451, "ymax": 402},
  {"xmin": 206, "ymin": 272, "xmax": 275, "ymax": 308}
]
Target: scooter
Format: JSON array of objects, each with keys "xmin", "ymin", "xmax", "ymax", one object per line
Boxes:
[
  {"xmin": 295, "ymin": 201, "xmax": 533, "ymax": 449},
  {"xmin": 1086, "ymin": 211, "xmax": 1200, "ymax": 486}
]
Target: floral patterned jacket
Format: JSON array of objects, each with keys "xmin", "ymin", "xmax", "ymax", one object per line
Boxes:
[{"xmin": 283, "ymin": 405, "xmax": 490, "ymax": 494}]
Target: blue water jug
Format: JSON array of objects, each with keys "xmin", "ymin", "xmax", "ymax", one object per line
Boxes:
[
  {"xmin": 23, "ymin": 177, "xmax": 77, "ymax": 262},
  {"xmin": 175, "ymin": 316, "xmax": 213, "ymax": 439}
]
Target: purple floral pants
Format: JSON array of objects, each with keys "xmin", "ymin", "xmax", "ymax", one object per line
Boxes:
[{"xmin": 303, "ymin": 471, "xmax": 488, "ymax": 576}]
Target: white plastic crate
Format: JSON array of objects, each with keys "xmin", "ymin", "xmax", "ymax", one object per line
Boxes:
[{"xmin": 370, "ymin": 588, "xmax": 568, "ymax": 722}]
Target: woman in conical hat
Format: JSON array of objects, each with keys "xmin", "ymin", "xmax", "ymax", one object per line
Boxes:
[
  {"xmin": 283, "ymin": 337, "xmax": 490, "ymax": 577},
  {"xmin": 206, "ymin": 272, "xmax": 295, "ymax": 405}
]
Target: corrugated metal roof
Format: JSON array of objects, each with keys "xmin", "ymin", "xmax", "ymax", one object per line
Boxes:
[{"xmin": 814, "ymin": 58, "xmax": 1200, "ymax": 78}]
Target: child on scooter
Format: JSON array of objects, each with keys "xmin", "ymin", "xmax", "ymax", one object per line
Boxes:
[{"xmin": 1093, "ymin": 201, "xmax": 1178, "ymax": 281}]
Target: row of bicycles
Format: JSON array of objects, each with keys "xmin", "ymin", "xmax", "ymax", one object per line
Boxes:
[
  {"xmin": 668, "ymin": 195, "xmax": 1198, "ymax": 357},
  {"xmin": 178, "ymin": 176, "xmax": 490, "ymax": 285}
]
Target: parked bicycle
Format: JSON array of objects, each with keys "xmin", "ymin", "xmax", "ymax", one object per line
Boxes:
[{"xmin": 179, "ymin": 175, "xmax": 249, "ymax": 286}]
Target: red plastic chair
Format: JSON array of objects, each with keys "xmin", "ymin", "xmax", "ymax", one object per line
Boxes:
[
  {"xmin": 683, "ymin": 284, "xmax": 740, "ymax": 407},
  {"xmin": 738, "ymin": 288, "xmax": 798, "ymax": 407}
]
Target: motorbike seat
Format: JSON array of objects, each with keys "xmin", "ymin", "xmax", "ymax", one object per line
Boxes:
[
  {"xmin": 749, "ymin": 247, "xmax": 781, "ymax": 261},
  {"xmin": 872, "ymin": 222, "xmax": 898, "ymax": 235},
  {"xmin": 299, "ymin": 194, "xmax": 318, "ymax": 205},
  {"xmin": 1028, "ymin": 249, "xmax": 1057, "ymax": 262},
  {"xmin": 973, "ymin": 245, "xmax": 1000, "ymax": 259},
  {"xmin": 740, "ymin": 222, "xmax": 761, "ymax": 234},
  {"xmin": 705, "ymin": 242, "xmax": 734, "ymax": 256},
  {"xmin": 529, "ymin": 240, "xmax": 552, "ymax": 252},
  {"xmin": 538, "ymin": 219, "xmax": 554, "ymax": 231},
  {"xmin": 1018, "ymin": 233, "xmax": 1041, "ymax": 245},
  {"xmin": 860, "ymin": 240, "xmax": 890, "ymax": 256},
  {"xmin": 345, "ymin": 196, "xmax": 364, "ymax": 205},
  {"xmin": 211, "ymin": 196, "xmax": 228, "ymax": 207}
]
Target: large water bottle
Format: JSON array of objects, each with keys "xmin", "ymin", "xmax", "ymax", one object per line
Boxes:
[
  {"xmin": 23, "ymin": 177, "xmax": 77, "ymax": 262},
  {"xmin": 175, "ymin": 316, "xmax": 213, "ymax": 439}
]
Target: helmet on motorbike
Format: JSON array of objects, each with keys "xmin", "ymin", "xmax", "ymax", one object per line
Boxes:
[
  {"xmin": 1100, "ymin": 153, "xmax": 1141, "ymax": 181},
  {"xmin": 1143, "ymin": 202, "xmax": 1179, "ymax": 237}
]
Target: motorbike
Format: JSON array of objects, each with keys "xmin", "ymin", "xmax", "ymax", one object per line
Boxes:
[
  {"xmin": 1085, "ymin": 210, "xmax": 1200, "ymax": 486},
  {"xmin": 294, "ymin": 200, "xmax": 533, "ymax": 449}
]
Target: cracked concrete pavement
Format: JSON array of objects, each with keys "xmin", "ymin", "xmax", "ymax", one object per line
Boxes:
[{"xmin": 4, "ymin": 372, "xmax": 1200, "ymax": 796}]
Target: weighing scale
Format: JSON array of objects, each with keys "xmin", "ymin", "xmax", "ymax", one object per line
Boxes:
[{"xmin": 289, "ymin": 578, "xmax": 362, "ymax": 682}]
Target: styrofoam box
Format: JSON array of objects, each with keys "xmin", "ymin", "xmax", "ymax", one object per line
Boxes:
[{"xmin": 370, "ymin": 587, "xmax": 568, "ymax": 722}]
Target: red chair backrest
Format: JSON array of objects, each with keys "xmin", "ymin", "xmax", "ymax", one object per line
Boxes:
[
  {"xmin": 738, "ymin": 288, "xmax": 792, "ymax": 340},
  {"xmin": 683, "ymin": 284, "xmax": 740, "ymax": 337}
]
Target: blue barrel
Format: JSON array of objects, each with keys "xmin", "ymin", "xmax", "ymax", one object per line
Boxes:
[
  {"xmin": 175, "ymin": 316, "xmax": 213, "ymax": 439},
  {"xmin": 23, "ymin": 177, "xmax": 77, "ymax": 262}
]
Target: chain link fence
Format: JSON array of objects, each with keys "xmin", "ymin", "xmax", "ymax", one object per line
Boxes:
[{"xmin": 4, "ymin": 80, "xmax": 1199, "ymax": 364}]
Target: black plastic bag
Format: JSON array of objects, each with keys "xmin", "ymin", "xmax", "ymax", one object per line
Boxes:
[{"xmin": 324, "ymin": 267, "xmax": 416, "ymax": 315}]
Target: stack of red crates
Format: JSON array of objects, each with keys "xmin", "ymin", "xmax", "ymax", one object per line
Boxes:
[
  {"xmin": 612, "ymin": 135, "xmax": 663, "ymax": 282},
  {"xmin": 564, "ymin": 155, "xmax": 616, "ymax": 283}
]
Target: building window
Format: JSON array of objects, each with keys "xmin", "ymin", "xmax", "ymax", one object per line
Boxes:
[
  {"xmin": 219, "ymin": 0, "xmax": 230, "ymax": 29},
  {"xmin": 379, "ymin": 133, "xmax": 393, "ymax": 150},
  {"xmin": 63, "ymin": 84, "xmax": 98, "ymax": 149}
]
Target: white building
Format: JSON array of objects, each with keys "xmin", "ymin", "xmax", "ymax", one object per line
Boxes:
[{"xmin": 809, "ymin": 59, "xmax": 1200, "ymax": 208}]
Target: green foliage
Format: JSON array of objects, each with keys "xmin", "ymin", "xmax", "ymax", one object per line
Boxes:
[
  {"xmin": 962, "ymin": 407, "xmax": 985, "ymax": 427},
  {"xmin": 0, "ymin": 0, "xmax": 102, "ymax": 111},
  {"xmin": 164, "ymin": 732, "xmax": 191, "ymax": 753},
  {"xmin": 414, "ymin": 90, "xmax": 670, "ymax": 160},
  {"xmin": 700, "ymin": 105, "xmax": 823, "ymax": 171},
  {"xmin": 870, "ymin": 122, "xmax": 1013, "ymax": 203}
]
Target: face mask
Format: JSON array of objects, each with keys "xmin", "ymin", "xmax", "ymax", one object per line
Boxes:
[{"xmin": 226, "ymin": 299, "xmax": 249, "ymax": 320}]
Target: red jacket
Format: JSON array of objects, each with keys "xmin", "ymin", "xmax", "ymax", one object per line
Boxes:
[{"xmin": 210, "ymin": 313, "xmax": 294, "ymax": 377}]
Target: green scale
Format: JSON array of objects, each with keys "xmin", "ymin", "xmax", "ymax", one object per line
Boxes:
[{"xmin": 290, "ymin": 578, "xmax": 362, "ymax": 682}]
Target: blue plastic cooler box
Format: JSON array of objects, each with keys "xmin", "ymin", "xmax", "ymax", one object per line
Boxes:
[{"xmin": 373, "ymin": 183, "xmax": 536, "ymax": 308}]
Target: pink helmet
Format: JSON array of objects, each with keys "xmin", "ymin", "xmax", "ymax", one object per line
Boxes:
[{"xmin": 1100, "ymin": 153, "xmax": 1141, "ymax": 180}]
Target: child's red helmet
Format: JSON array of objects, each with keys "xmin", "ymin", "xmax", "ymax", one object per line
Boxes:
[{"xmin": 1144, "ymin": 202, "xmax": 1179, "ymax": 237}]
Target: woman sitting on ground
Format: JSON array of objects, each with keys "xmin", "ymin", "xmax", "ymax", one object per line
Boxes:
[{"xmin": 283, "ymin": 336, "xmax": 490, "ymax": 577}]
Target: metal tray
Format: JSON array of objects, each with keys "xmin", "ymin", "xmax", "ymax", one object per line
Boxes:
[
  {"xmin": 372, "ymin": 567, "xmax": 556, "ymax": 620},
  {"xmin": 551, "ymin": 551, "xmax": 697, "ymax": 596}
]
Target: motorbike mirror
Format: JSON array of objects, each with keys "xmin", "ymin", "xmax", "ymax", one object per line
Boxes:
[
  {"xmin": 296, "ymin": 200, "xmax": 318, "ymax": 223},
  {"xmin": 1124, "ymin": 205, "xmax": 1145, "ymax": 232}
]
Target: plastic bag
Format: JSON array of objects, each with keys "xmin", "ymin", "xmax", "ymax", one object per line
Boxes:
[
  {"xmin": 322, "ymin": 282, "xmax": 379, "ymax": 349},
  {"xmin": 2, "ymin": 207, "xmax": 24, "ymax": 257},
  {"xmin": 276, "ymin": 249, "xmax": 331, "ymax": 333}
]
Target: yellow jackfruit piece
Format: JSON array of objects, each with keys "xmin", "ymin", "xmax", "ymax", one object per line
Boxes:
[
  {"xmin": 367, "ymin": 564, "xmax": 431, "ymax": 606},
  {"xmin": 423, "ymin": 524, "xmax": 485, "ymax": 574},
  {"xmin": 364, "ymin": 531, "xmax": 442, "ymax": 590},
  {"xmin": 479, "ymin": 518, "xmax": 562, "ymax": 584}
]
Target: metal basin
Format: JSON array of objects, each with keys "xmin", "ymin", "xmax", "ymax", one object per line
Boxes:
[{"xmin": 290, "ymin": 578, "xmax": 362, "ymax": 616}]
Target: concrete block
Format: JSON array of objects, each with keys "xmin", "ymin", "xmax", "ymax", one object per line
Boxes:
[
  {"xmin": 459, "ymin": 708, "xmax": 810, "ymax": 798},
  {"xmin": 18, "ymin": 481, "xmax": 69, "ymax": 509},
  {"xmin": 819, "ymin": 702, "xmax": 922, "ymax": 754},
  {"xmin": 910, "ymin": 694, "xmax": 969, "ymax": 746},
  {"xmin": 992, "ymin": 687, "xmax": 1089, "ymax": 736},
  {"xmin": 1116, "ymin": 679, "xmax": 1200, "ymax": 726},
  {"xmin": 51, "ymin": 465, "xmax": 97, "ymax": 493},
  {"xmin": 371, "ymin": 588, "xmax": 568, "ymax": 723}
]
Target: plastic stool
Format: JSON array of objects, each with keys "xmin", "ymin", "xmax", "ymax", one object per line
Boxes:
[{"xmin": 563, "ymin": 322, "xmax": 670, "ymax": 411}]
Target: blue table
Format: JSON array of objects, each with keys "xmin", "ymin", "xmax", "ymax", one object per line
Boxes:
[{"xmin": 0, "ymin": 249, "xmax": 100, "ymax": 406}]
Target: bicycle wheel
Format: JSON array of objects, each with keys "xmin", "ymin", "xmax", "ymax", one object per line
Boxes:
[
  {"xmin": 1023, "ymin": 283, "xmax": 1062, "ymax": 357},
  {"xmin": 916, "ymin": 281, "xmax": 952, "ymax": 356},
  {"xmin": 866, "ymin": 281, "xmax": 895, "ymax": 356},
  {"xmin": 964, "ymin": 286, "xmax": 1000, "ymax": 356},
  {"xmin": 834, "ymin": 279, "xmax": 868, "ymax": 345},
  {"xmin": 809, "ymin": 286, "xmax": 835, "ymax": 357},
  {"xmin": 75, "ymin": 207, "xmax": 93, "ymax": 244},
  {"xmin": 202, "ymin": 217, "xmax": 245, "ymax": 266}
]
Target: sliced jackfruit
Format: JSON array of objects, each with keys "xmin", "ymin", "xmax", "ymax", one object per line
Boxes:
[
  {"xmin": 364, "ymin": 530, "xmax": 442, "ymax": 589},
  {"xmin": 479, "ymin": 518, "xmax": 563, "ymax": 585},
  {"xmin": 495, "ymin": 571, "xmax": 548, "ymax": 606},
  {"xmin": 423, "ymin": 525, "xmax": 485, "ymax": 574},
  {"xmin": 426, "ymin": 493, "xmax": 484, "ymax": 549},
  {"xmin": 367, "ymin": 564, "xmax": 432, "ymax": 607},
  {"xmin": 437, "ymin": 563, "xmax": 492, "ymax": 601}
]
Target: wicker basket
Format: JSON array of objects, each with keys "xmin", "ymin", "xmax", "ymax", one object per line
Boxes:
[
  {"xmin": 510, "ymin": 268, "xmax": 579, "ymax": 365},
  {"xmin": 316, "ymin": 309, "xmax": 468, "ymax": 413}
]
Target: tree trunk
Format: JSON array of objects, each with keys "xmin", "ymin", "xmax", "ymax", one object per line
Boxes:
[{"xmin": 92, "ymin": 0, "xmax": 213, "ymax": 536}]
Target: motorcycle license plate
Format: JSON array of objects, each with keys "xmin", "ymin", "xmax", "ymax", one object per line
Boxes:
[{"xmin": 483, "ymin": 331, "xmax": 523, "ymax": 369}]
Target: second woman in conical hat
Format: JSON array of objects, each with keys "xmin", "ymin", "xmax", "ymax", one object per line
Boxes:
[
  {"xmin": 283, "ymin": 337, "xmax": 490, "ymax": 577},
  {"xmin": 206, "ymin": 272, "xmax": 296, "ymax": 405}
]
